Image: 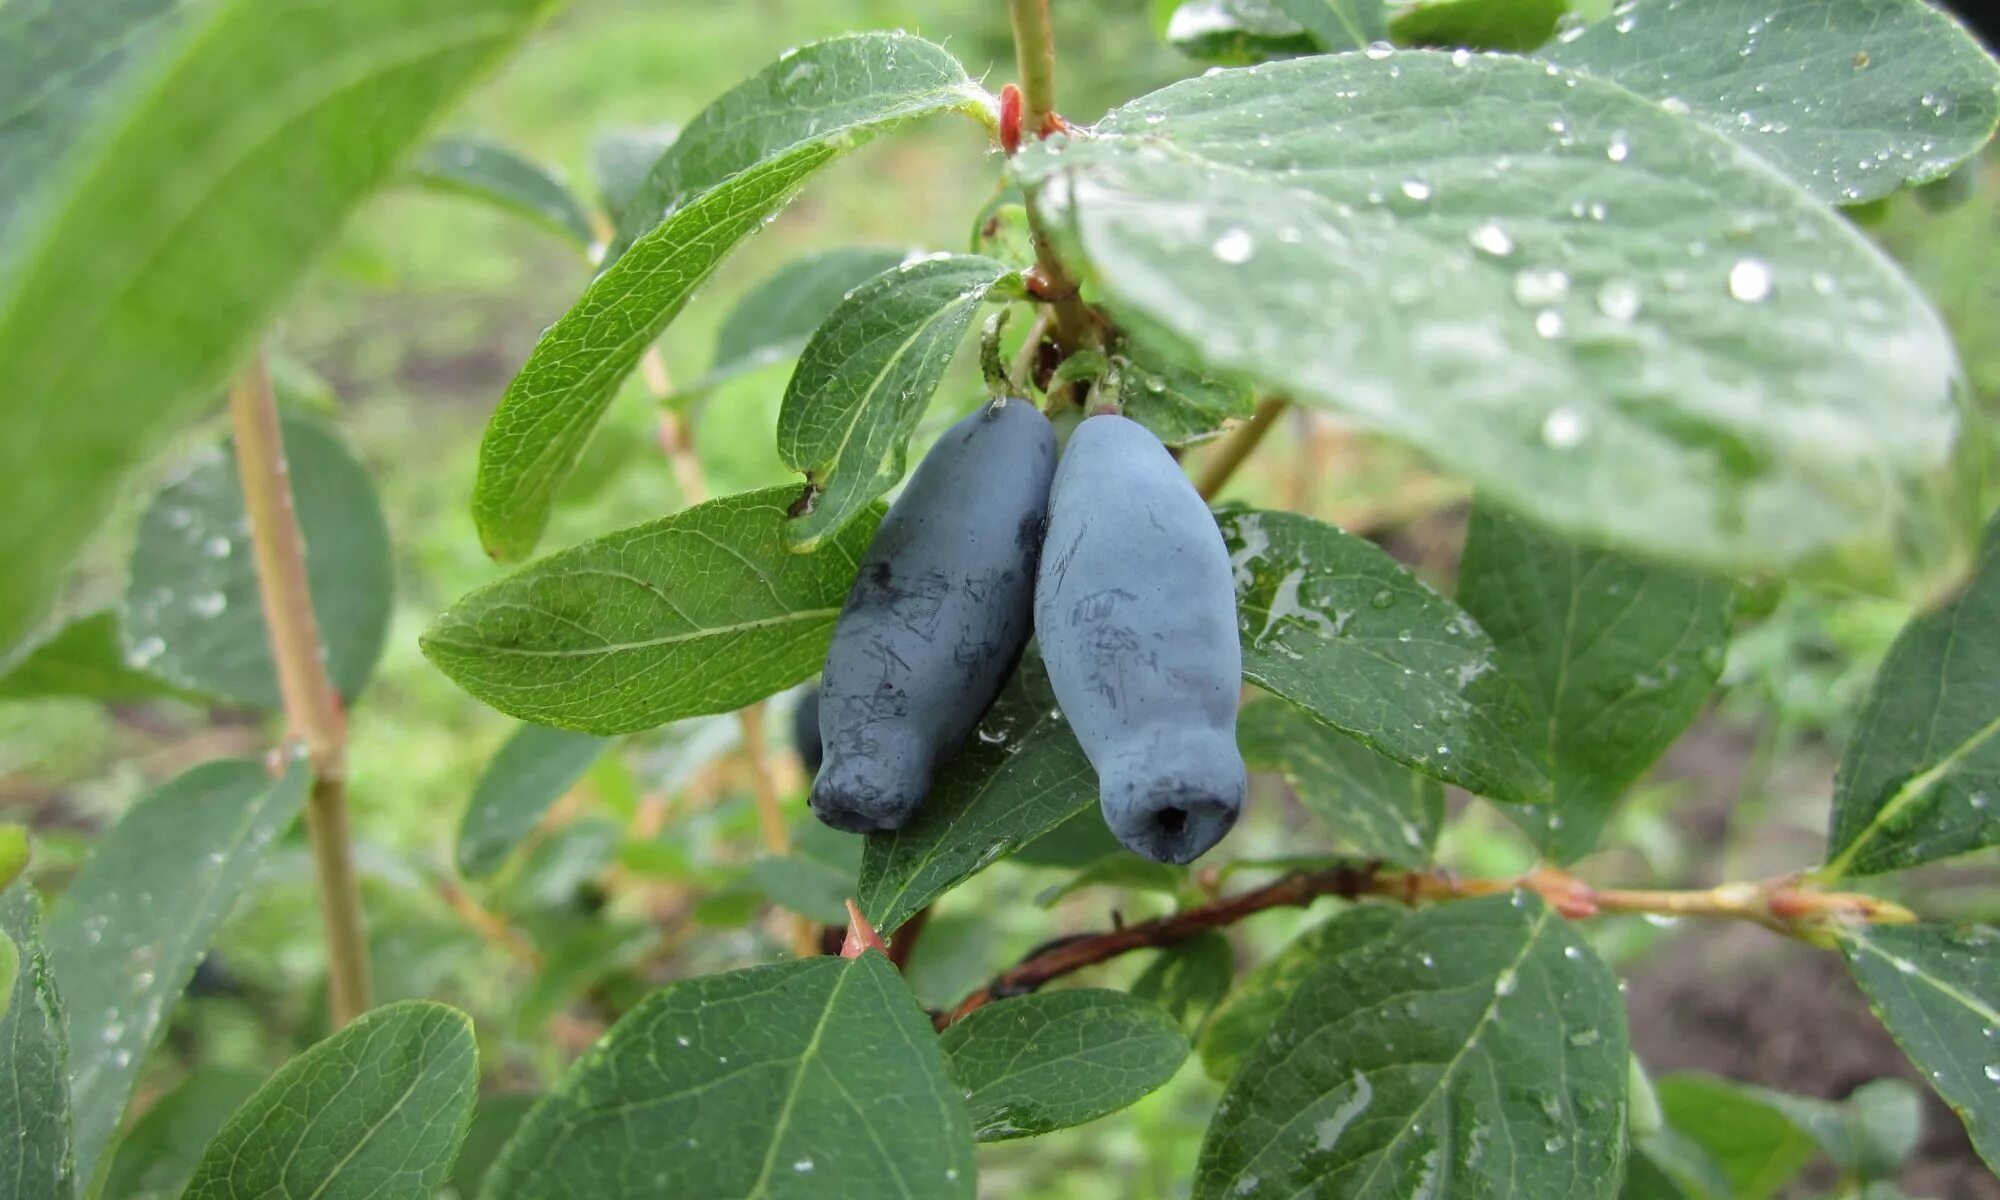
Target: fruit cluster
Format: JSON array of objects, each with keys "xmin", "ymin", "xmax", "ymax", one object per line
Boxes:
[{"xmin": 805, "ymin": 400, "xmax": 1246, "ymax": 865}]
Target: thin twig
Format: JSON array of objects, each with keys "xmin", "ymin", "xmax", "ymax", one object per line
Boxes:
[
  {"xmin": 1007, "ymin": 0, "xmax": 1095, "ymax": 355},
  {"xmin": 1197, "ymin": 395, "xmax": 1291, "ymax": 500},
  {"xmin": 229, "ymin": 349, "xmax": 372, "ymax": 1026},
  {"xmin": 938, "ymin": 862, "xmax": 1918, "ymax": 1027}
]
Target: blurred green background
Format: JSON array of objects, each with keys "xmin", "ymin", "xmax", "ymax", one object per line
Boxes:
[{"xmin": 3, "ymin": 1, "xmax": 1999, "ymax": 1196}]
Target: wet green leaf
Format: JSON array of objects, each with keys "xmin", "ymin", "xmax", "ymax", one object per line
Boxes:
[
  {"xmin": 408, "ymin": 136, "xmax": 598, "ymax": 248},
  {"xmin": 183, "ymin": 1001, "xmax": 479, "ymax": 1200},
  {"xmin": 484, "ymin": 954, "xmax": 974, "ymax": 1198},
  {"xmin": 1458, "ymin": 499, "xmax": 1731, "ymax": 861},
  {"xmin": 44, "ymin": 757, "xmax": 308, "ymax": 1188},
  {"xmin": 941, "ymin": 989, "xmax": 1188, "ymax": 1141},
  {"xmin": 457, "ymin": 724, "xmax": 611, "ymax": 877},
  {"xmin": 1239, "ymin": 696, "xmax": 1445, "ymax": 866},
  {"xmin": 1132, "ymin": 932, "xmax": 1236, "ymax": 1034},
  {"xmin": 0, "ymin": 611, "xmax": 190, "ymax": 702},
  {"xmin": 0, "ymin": 884, "xmax": 76, "ymax": 1200},
  {"xmin": 778, "ymin": 255, "xmax": 1016, "ymax": 549},
  {"xmin": 1018, "ymin": 51, "xmax": 1972, "ymax": 593},
  {"xmin": 1114, "ymin": 338, "xmax": 1256, "ymax": 446},
  {"xmin": 1197, "ymin": 906, "xmax": 1406, "ymax": 1082},
  {"xmin": 425, "ymin": 488, "xmax": 879, "ymax": 734},
  {"xmin": 1549, "ymin": 0, "xmax": 2000, "ymax": 206},
  {"xmin": 122, "ymin": 416, "xmax": 394, "ymax": 710},
  {"xmin": 1221, "ymin": 508, "xmax": 1550, "ymax": 805}
]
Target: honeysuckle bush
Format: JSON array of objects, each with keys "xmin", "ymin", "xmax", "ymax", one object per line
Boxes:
[{"xmin": 3, "ymin": 0, "xmax": 2000, "ymax": 1197}]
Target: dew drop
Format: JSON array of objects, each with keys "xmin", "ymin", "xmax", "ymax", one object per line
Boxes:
[
  {"xmin": 1727, "ymin": 257, "xmax": 1774, "ymax": 302},
  {"xmin": 1513, "ymin": 266, "xmax": 1570, "ymax": 306},
  {"xmin": 1401, "ymin": 178, "xmax": 1433, "ymax": 202},
  {"xmin": 1541, "ymin": 407, "xmax": 1586, "ymax": 447},
  {"xmin": 191, "ymin": 592, "xmax": 227, "ymax": 618},
  {"xmin": 1364, "ymin": 40, "xmax": 1395, "ymax": 60},
  {"xmin": 1595, "ymin": 280, "xmax": 1642, "ymax": 321},
  {"xmin": 1534, "ymin": 309, "xmax": 1566, "ymax": 339},
  {"xmin": 1212, "ymin": 227, "xmax": 1256, "ymax": 264},
  {"xmin": 1606, "ymin": 133, "xmax": 1630, "ymax": 163},
  {"xmin": 1660, "ymin": 96, "xmax": 1692, "ymax": 115},
  {"xmin": 1370, "ymin": 589, "xmax": 1396, "ymax": 610},
  {"xmin": 1466, "ymin": 221, "xmax": 1513, "ymax": 257},
  {"xmin": 203, "ymin": 536, "xmax": 231, "ymax": 558},
  {"xmin": 1985, "ymin": 1064, "xmax": 2000, "ymax": 1082}
]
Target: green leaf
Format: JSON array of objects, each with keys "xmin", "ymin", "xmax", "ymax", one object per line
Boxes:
[
  {"xmin": 1389, "ymin": 0, "xmax": 1566, "ymax": 50},
  {"xmin": 408, "ymin": 135, "xmax": 598, "ymax": 249},
  {"xmin": 857, "ymin": 653, "xmax": 1096, "ymax": 934},
  {"xmin": 1167, "ymin": 1, "xmax": 1321, "ymax": 64},
  {"xmin": 424, "ymin": 488, "xmax": 880, "ymax": 734},
  {"xmin": 1195, "ymin": 893, "xmax": 1628, "ymax": 1199},
  {"xmin": 121, "ymin": 415, "xmax": 394, "ymax": 710},
  {"xmin": 701, "ymin": 246, "xmax": 910, "ymax": 391},
  {"xmin": 749, "ymin": 854, "xmax": 856, "ymax": 925},
  {"xmin": 941, "ymin": 989, "xmax": 1189, "ymax": 1141},
  {"xmin": 1838, "ymin": 921, "xmax": 2000, "ymax": 1175},
  {"xmin": 44, "ymin": 756, "xmax": 308, "ymax": 1188},
  {"xmin": 483, "ymin": 953, "xmax": 974, "ymax": 1198},
  {"xmin": 777, "ymin": 254, "xmax": 1017, "ymax": 549},
  {"xmin": 0, "ymin": 0, "xmax": 561, "ymax": 656},
  {"xmin": 1018, "ymin": 51, "xmax": 1972, "ymax": 593},
  {"xmin": 1548, "ymin": 0, "xmax": 2000, "ymax": 206},
  {"xmin": 0, "ymin": 611, "xmax": 191, "ymax": 702},
  {"xmin": 1653, "ymin": 1074, "xmax": 1818, "ymax": 1200},
  {"xmin": 1747, "ymin": 1078, "xmax": 1924, "ymax": 1182},
  {"xmin": 456, "ymin": 724, "xmax": 610, "ymax": 877},
  {"xmin": 0, "ymin": 883, "xmax": 77, "ymax": 1200},
  {"xmin": 1198, "ymin": 905, "xmax": 1405, "ymax": 1082},
  {"xmin": 1132, "ymin": 932, "xmax": 1236, "ymax": 1034},
  {"xmin": 1114, "ymin": 339, "xmax": 1257, "ymax": 447},
  {"xmin": 1458, "ymin": 499, "xmax": 1732, "ymax": 861},
  {"xmin": 1824, "ymin": 513, "xmax": 2000, "ymax": 877},
  {"xmin": 1035, "ymin": 854, "xmax": 1184, "ymax": 907},
  {"xmin": 99, "ymin": 1068, "xmax": 263, "ymax": 1200},
  {"xmin": 448, "ymin": 1092, "xmax": 539, "ymax": 1200},
  {"xmin": 0, "ymin": 826, "xmax": 25, "ymax": 891},
  {"xmin": 183, "ymin": 1000, "xmax": 479, "ymax": 1200},
  {"xmin": 588, "ymin": 124, "xmax": 678, "ymax": 221},
  {"xmin": 472, "ymin": 35, "xmax": 988, "ymax": 560},
  {"xmin": 1239, "ymin": 696, "xmax": 1445, "ymax": 866},
  {"xmin": 514, "ymin": 922, "xmax": 652, "ymax": 1032},
  {"xmin": 1012, "ymin": 807, "xmax": 1126, "ymax": 869},
  {"xmin": 1221, "ymin": 508, "xmax": 1550, "ymax": 805},
  {"xmin": 1275, "ymin": 0, "xmax": 1390, "ymax": 50},
  {"xmin": 0, "ymin": 932, "xmax": 14, "ymax": 1026},
  {"xmin": 1621, "ymin": 1139, "xmax": 1718, "ymax": 1200}
]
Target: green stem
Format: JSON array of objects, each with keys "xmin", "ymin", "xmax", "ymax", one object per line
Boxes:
[
  {"xmin": 1197, "ymin": 395, "xmax": 1290, "ymax": 499},
  {"xmin": 228, "ymin": 349, "xmax": 372, "ymax": 1026},
  {"xmin": 1007, "ymin": 0, "xmax": 1094, "ymax": 355}
]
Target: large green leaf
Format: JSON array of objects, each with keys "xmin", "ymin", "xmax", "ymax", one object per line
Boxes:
[
  {"xmin": 183, "ymin": 1000, "xmax": 479, "ymax": 1200},
  {"xmin": 1838, "ymin": 921, "xmax": 2000, "ymax": 1174},
  {"xmin": 0, "ymin": 610, "xmax": 189, "ymax": 702},
  {"xmin": 1018, "ymin": 51, "xmax": 1971, "ymax": 592},
  {"xmin": 1221, "ymin": 508, "xmax": 1550, "ymax": 805},
  {"xmin": 1197, "ymin": 905, "xmax": 1405, "ymax": 1082},
  {"xmin": 482, "ymin": 953, "xmax": 974, "ymax": 1199},
  {"xmin": 701, "ymin": 246, "xmax": 910, "ymax": 391},
  {"xmin": 941, "ymin": 989, "xmax": 1188, "ymax": 1141},
  {"xmin": 408, "ymin": 135, "xmax": 598, "ymax": 249},
  {"xmin": 1458, "ymin": 499, "xmax": 1731, "ymax": 861},
  {"xmin": 1548, "ymin": 0, "xmax": 2000, "ymax": 206},
  {"xmin": 1824, "ymin": 513, "xmax": 2000, "ymax": 877},
  {"xmin": 0, "ymin": 883, "xmax": 76, "ymax": 1200},
  {"xmin": 1239, "ymin": 696, "xmax": 1444, "ymax": 866},
  {"xmin": 99, "ymin": 1068, "xmax": 263, "ymax": 1200},
  {"xmin": 44, "ymin": 757, "xmax": 308, "ymax": 1188},
  {"xmin": 1652, "ymin": 1074, "xmax": 1817, "ymax": 1200},
  {"xmin": 778, "ymin": 255, "xmax": 1017, "ymax": 549},
  {"xmin": 0, "ymin": 0, "xmax": 563, "ymax": 656},
  {"xmin": 1196, "ymin": 893, "xmax": 1628, "ymax": 1199},
  {"xmin": 122, "ymin": 415, "xmax": 394, "ymax": 710},
  {"xmin": 472, "ymin": 35, "xmax": 989, "ymax": 560},
  {"xmin": 856, "ymin": 654, "xmax": 1097, "ymax": 934},
  {"xmin": 456, "ymin": 723, "xmax": 610, "ymax": 877},
  {"xmin": 425, "ymin": 488, "xmax": 879, "ymax": 734}
]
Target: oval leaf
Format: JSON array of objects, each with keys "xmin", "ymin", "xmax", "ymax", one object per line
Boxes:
[
  {"xmin": 424, "ymin": 488, "xmax": 880, "ymax": 734},
  {"xmin": 941, "ymin": 989, "xmax": 1188, "ymax": 1141},
  {"xmin": 121, "ymin": 415, "xmax": 394, "ymax": 710},
  {"xmin": 1197, "ymin": 906, "xmax": 1405, "ymax": 1082},
  {"xmin": 0, "ymin": 0, "xmax": 560, "ymax": 655},
  {"xmin": 702, "ymin": 246, "xmax": 911, "ymax": 390},
  {"xmin": 1825, "ymin": 511, "xmax": 2000, "ymax": 877},
  {"xmin": 483, "ymin": 953, "xmax": 974, "ymax": 1198},
  {"xmin": 472, "ymin": 34, "xmax": 988, "ymax": 560},
  {"xmin": 1222, "ymin": 508, "xmax": 1550, "ymax": 805},
  {"xmin": 100, "ymin": 1068, "xmax": 264, "ymax": 1200},
  {"xmin": 1239, "ymin": 696, "xmax": 1444, "ymax": 866},
  {"xmin": 1458, "ymin": 498, "xmax": 1732, "ymax": 862},
  {"xmin": 857, "ymin": 653, "xmax": 1097, "ymax": 934},
  {"xmin": 778, "ymin": 254, "xmax": 1017, "ymax": 549},
  {"xmin": 1020, "ymin": 51, "xmax": 1970, "ymax": 591},
  {"xmin": 1196, "ymin": 892, "xmax": 1629, "ymax": 1199},
  {"xmin": 0, "ymin": 610, "xmax": 190, "ymax": 702},
  {"xmin": 1651, "ymin": 1074, "xmax": 1818, "ymax": 1200},
  {"xmin": 1549, "ymin": 0, "xmax": 2000, "ymax": 206},
  {"xmin": 408, "ymin": 135, "xmax": 598, "ymax": 249},
  {"xmin": 1838, "ymin": 921, "xmax": 2000, "ymax": 1176},
  {"xmin": 183, "ymin": 1000, "xmax": 478, "ymax": 1200},
  {"xmin": 1132, "ymin": 931, "xmax": 1237, "ymax": 1033},
  {"xmin": 589, "ymin": 124, "xmax": 679, "ymax": 222},
  {"xmin": 44, "ymin": 757, "xmax": 307, "ymax": 1188},
  {"xmin": 457, "ymin": 724, "xmax": 611, "ymax": 877},
  {"xmin": 0, "ymin": 884, "xmax": 74, "ymax": 1200}
]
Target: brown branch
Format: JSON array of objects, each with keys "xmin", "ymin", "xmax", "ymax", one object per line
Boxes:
[
  {"xmin": 1007, "ymin": 0, "xmax": 1095, "ymax": 356},
  {"xmin": 937, "ymin": 862, "xmax": 1918, "ymax": 1027}
]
